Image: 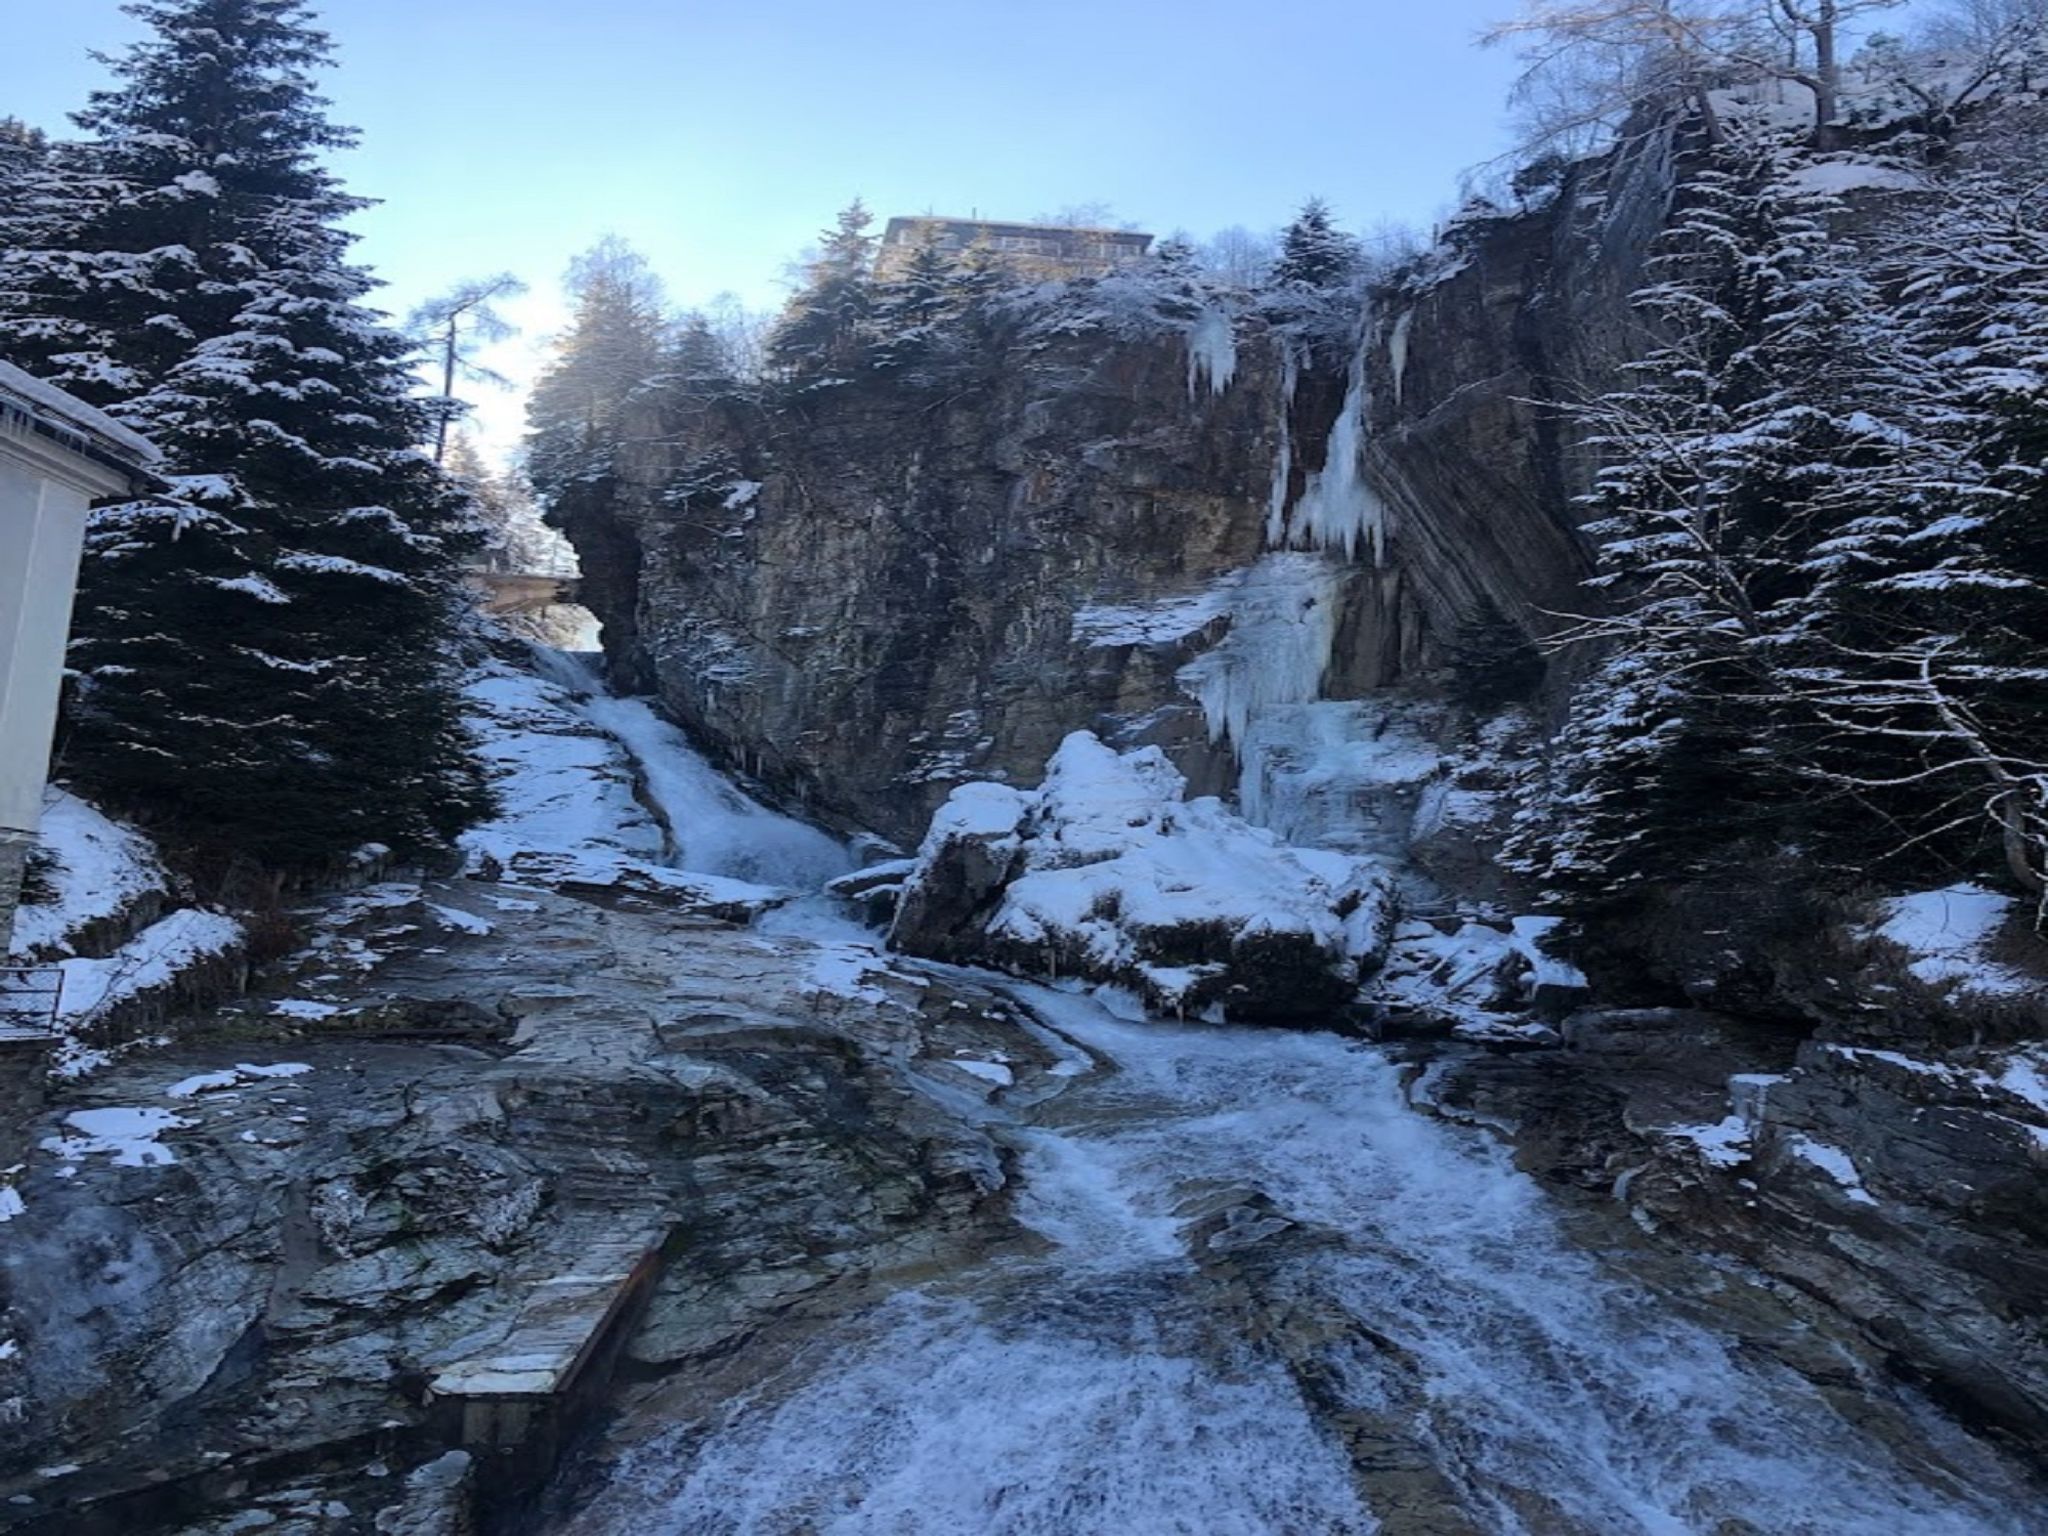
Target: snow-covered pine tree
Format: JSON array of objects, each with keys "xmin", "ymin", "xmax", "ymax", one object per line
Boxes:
[
  {"xmin": 1778, "ymin": 120, "xmax": 2048, "ymax": 900},
  {"xmin": 1270, "ymin": 198, "xmax": 1360, "ymax": 289},
  {"xmin": 869, "ymin": 239, "xmax": 957, "ymax": 375},
  {"xmin": 766, "ymin": 200, "xmax": 878, "ymax": 381},
  {"xmin": 1508, "ymin": 125, "xmax": 1900, "ymax": 904},
  {"xmin": 0, "ymin": 0, "xmax": 488, "ymax": 871},
  {"xmin": 526, "ymin": 236, "xmax": 670, "ymax": 502},
  {"xmin": 1262, "ymin": 198, "xmax": 1363, "ymax": 362}
]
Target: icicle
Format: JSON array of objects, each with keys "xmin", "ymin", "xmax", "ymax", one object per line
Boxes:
[
  {"xmin": 1388, "ymin": 309, "xmax": 1414, "ymax": 408},
  {"xmin": 1185, "ymin": 308, "xmax": 1238, "ymax": 399},
  {"xmin": 1265, "ymin": 349, "xmax": 1298, "ymax": 548},
  {"xmin": 1175, "ymin": 553, "xmax": 1344, "ymax": 759},
  {"xmin": 1266, "ymin": 319, "xmax": 1388, "ymax": 564}
]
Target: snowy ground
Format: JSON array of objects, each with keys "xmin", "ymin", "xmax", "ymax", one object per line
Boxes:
[{"xmin": 4, "ymin": 789, "xmax": 245, "ymax": 1075}]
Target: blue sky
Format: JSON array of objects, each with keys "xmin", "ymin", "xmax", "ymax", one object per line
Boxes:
[{"xmin": 8, "ymin": 0, "xmax": 1526, "ymax": 452}]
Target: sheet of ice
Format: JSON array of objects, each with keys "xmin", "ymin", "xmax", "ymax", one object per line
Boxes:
[
  {"xmin": 0, "ymin": 1187, "xmax": 23, "ymax": 1223},
  {"xmin": 43, "ymin": 1106, "xmax": 192, "ymax": 1168},
  {"xmin": 1387, "ymin": 308, "xmax": 1414, "ymax": 406},
  {"xmin": 7, "ymin": 789, "xmax": 169, "ymax": 959},
  {"xmin": 1870, "ymin": 885, "xmax": 2029, "ymax": 997},
  {"xmin": 1269, "ymin": 326, "xmax": 1387, "ymax": 561},
  {"xmin": 1237, "ymin": 700, "xmax": 1441, "ymax": 852},
  {"xmin": 1265, "ymin": 350, "xmax": 1298, "ymax": 545},
  {"xmin": 561, "ymin": 657, "xmax": 852, "ymax": 891},
  {"xmin": 459, "ymin": 659, "xmax": 665, "ymax": 869}
]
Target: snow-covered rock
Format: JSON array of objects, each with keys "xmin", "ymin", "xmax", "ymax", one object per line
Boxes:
[
  {"xmin": 6, "ymin": 789, "xmax": 172, "ymax": 962},
  {"xmin": 889, "ymin": 732, "xmax": 1393, "ymax": 1021}
]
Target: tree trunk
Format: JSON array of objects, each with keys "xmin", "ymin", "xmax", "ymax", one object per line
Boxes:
[
  {"xmin": 434, "ymin": 322, "xmax": 458, "ymax": 465},
  {"xmin": 1813, "ymin": 0, "xmax": 1840, "ymax": 131}
]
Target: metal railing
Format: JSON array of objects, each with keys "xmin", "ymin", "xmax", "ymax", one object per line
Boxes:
[{"xmin": 0, "ymin": 966, "xmax": 63, "ymax": 1034}]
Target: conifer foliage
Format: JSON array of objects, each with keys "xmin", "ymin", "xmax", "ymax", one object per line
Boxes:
[
  {"xmin": 1510, "ymin": 113, "xmax": 2048, "ymax": 915},
  {"xmin": 0, "ymin": 0, "xmax": 488, "ymax": 871}
]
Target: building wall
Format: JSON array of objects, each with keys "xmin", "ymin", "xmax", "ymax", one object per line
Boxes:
[
  {"xmin": 0, "ymin": 456, "xmax": 91, "ymax": 840},
  {"xmin": 0, "ymin": 831, "xmax": 27, "ymax": 958},
  {"xmin": 875, "ymin": 218, "xmax": 1152, "ymax": 282},
  {"xmin": 0, "ymin": 411, "xmax": 134, "ymax": 953}
]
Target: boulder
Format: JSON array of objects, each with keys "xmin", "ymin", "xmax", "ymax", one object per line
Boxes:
[{"xmin": 889, "ymin": 733, "xmax": 1392, "ymax": 1022}]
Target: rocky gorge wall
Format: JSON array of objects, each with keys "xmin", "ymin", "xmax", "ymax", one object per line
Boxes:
[{"xmin": 552, "ymin": 124, "xmax": 1682, "ymax": 852}]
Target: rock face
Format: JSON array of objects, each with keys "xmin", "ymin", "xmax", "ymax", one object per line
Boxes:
[
  {"xmin": 1422, "ymin": 1010, "xmax": 2048, "ymax": 1449},
  {"xmin": 889, "ymin": 732, "xmax": 1392, "ymax": 1021},
  {"xmin": 549, "ymin": 130, "xmax": 1678, "ymax": 849},
  {"xmin": 0, "ymin": 871, "xmax": 1067, "ymax": 1534},
  {"xmin": 557, "ymin": 323, "xmax": 1284, "ymax": 847}
]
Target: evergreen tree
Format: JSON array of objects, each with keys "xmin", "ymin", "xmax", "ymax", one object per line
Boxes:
[
  {"xmin": 1263, "ymin": 198, "xmax": 1364, "ymax": 362},
  {"xmin": 869, "ymin": 239, "xmax": 957, "ymax": 374},
  {"xmin": 667, "ymin": 311, "xmax": 737, "ymax": 390},
  {"xmin": 0, "ymin": 0, "xmax": 488, "ymax": 871},
  {"xmin": 1506, "ymin": 127, "xmax": 1890, "ymax": 902},
  {"xmin": 1270, "ymin": 198, "xmax": 1362, "ymax": 290},
  {"xmin": 766, "ymin": 199, "xmax": 878, "ymax": 380},
  {"xmin": 1778, "ymin": 125, "xmax": 2048, "ymax": 898},
  {"xmin": 526, "ymin": 236, "xmax": 669, "ymax": 500}
]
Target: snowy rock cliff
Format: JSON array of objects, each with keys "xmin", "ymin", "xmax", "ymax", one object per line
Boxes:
[{"xmin": 552, "ymin": 130, "xmax": 1679, "ymax": 856}]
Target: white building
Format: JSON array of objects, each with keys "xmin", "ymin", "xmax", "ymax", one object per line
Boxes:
[{"xmin": 0, "ymin": 361, "xmax": 161, "ymax": 950}]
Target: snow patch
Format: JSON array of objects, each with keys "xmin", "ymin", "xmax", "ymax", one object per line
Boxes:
[
  {"xmin": 1668, "ymin": 1116, "xmax": 1752, "ymax": 1170},
  {"xmin": 896, "ymin": 733, "xmax": 1393, "ymax": 1020},
  {"xmin": 167, "ymin": 1062, "xmax": 311, "ymax": 1098},
  {"xmin": 1071, "ymin": 579, "xmax": 1234, "ymax": 650},
  {"xmin": 54, "ymin": 908, "xmax": 245, "ymax": 1024},
  {"xmin": 43, "ymin": 1106, "xmax": 192, "ymax": 1168},
  {"xmin": 1780, "ymin": 161, "xmax": 1922, "ymax": 196},
  {"xmin": 1870, "ymin": 884, "xmax": 2029, "ymax": 997},
  {"xmin": 1787, "ymin": 1135, "xmax": 1879, "ymax": 1205}
]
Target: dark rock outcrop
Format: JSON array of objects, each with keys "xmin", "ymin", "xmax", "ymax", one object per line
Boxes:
[{"xmin": 1420, "ymin": 1012, "xmax": 2048, "ymax": 1450}]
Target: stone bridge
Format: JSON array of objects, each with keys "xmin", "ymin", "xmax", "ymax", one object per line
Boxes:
[{"xmin": 466, "ymin": 569, "xmax": 583, "ymax": 616}]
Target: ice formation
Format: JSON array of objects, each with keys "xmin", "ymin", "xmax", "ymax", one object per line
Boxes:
[
  {"xmin": 1184, "ymin": 308, "xmax": 1238, "ymax": 398},
  {"xmin": 1175, "ymin": 553, "xmax": 1344, "ymax": 754}
]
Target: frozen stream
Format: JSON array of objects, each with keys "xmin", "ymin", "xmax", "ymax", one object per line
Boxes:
[
  {"xmin": 547, "ymin": 653, "xmax": 2045, "ymax": 1536},
  {"xmin": 565, "ymin": 991, "xmax": 2042, "ymax": 1534}
]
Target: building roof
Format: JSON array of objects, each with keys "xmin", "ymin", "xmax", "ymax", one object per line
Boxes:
[
  {"xmin": 0, "ymin": 359, "xmax": 162, "ymax": 471},
  {"xmin": 883, "ymin": 216, "xmax": 1151, "ymax": 243}
]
